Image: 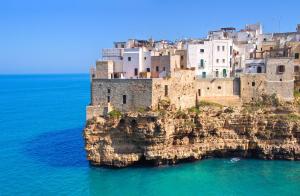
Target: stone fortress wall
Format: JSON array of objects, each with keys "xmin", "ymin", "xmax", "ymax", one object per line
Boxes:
[{"xmin": 87, "ymin": 58, "xmax": 295, "ymax": 119}]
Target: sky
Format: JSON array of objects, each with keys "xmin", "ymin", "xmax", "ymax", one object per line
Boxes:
[{"xmin": 1, "ymin": 0, "xmax": 300, "ymax": 74}]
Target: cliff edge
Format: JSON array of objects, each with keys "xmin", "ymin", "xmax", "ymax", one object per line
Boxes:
[{"xmin": 84, "ymin": 99, "xmax": 300, "ymax": 168}]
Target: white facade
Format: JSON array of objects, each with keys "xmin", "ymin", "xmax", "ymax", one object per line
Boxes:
[
  {"xmin": 122, "ymin": 48, "xmax": 152, "ymax": 78},
  {"xmin": 187, "ymin": 39, "xmax": 233, "ymax": 78}
]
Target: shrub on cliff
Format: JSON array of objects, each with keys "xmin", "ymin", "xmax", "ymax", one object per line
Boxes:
[
  {"xmin": 108, "ymin": 110, "xmax": 122, "ymax": 119},
  {"xmin": 188, "ymin": 106, "xmax": 201, "ymax": 115},
  {"xmin": 198, "ymin": 100, "xmax": 223, "ymax": 108}
]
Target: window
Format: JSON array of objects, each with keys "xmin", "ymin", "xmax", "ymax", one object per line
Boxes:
[
  {"xmin": 222, "ymin": 46, "xmax": 225, "ymax": 51},
  {"xmin": 295, "ymin": 53, "xmax": 299, "ymax": 59},
  {"xmin": 107, "ymin": 88, "xmax": 111, "ymax": 93},
  {"xmin": 164, "ymin": 85, "xmax": 168, "ymax": 96},
  {"xmin": 217, "ymin": 46, "xmax": 220, "ymax": 51},
  {"xmin": 123, "ymin": 95, "xmax": 126, "ymax": 104},
  {"xmin": 128, "ymin": 57, "xmax": 131, "ymax": 61},
  {"xmin": 120, "ymin": 57, "xmax": 123, "ymax": 60},
  {"xmin": 230, "ymin": 46, "xmax": 232, "ymax": 55},
  {"xmin": 163, "ymin": 67, "xmax": 166, "ymax": 71},
  {"xmin": 252, "ymin": 82, "xmax": 255, "ymax": 87},
  {"xmin": 222, "ymin": 59, "xmax": 225, "ymax": 63},
  {"xmin": 202, "ymin": 72, "xmax": 206, "ymax": 78},
  {"xmin": 198, "ymin": 89, "xmax": 201, "ymax": 96},
  {"xmin": 146, "ymin": 68, "xmax": 150, "ymax": 72},
  {"xmin": 181, "ymin": 55, "xmax": 184, "ymax": 60},
  {"xmin": 200, "ymin": 59, "xmax": 204, "ymax": 67},
  {"xmin": 216, "ymin": 59, "xmax": 219, "ymax": 63},
  {"xmin": 156, "ymin": 66, "xmax": 159, "ymax": 72},
  {"xmin": 144, "ymin": 57, "xmax": 147, "ymax": 60},
  {"xmin": 257, "ymin": 66, "xmax": 262, "ymax": 73},
  {"xmin": 134, "ymin": 68, "xmax": 138, "ymax": 76},
  {"xmin": 277, "ymin": 65, "xmax": 285, "ymax": 74},
  {"xmin": 218, "ymin": 86, "xmax": 221, "ymax": 90},
  {"xmin": 216, "ymin": 70, "xmax": 219, "ymax": 78},
  {"xmin": 107, "ymin": 96, "xmax": 110, "ymax": 103},
  {"xmin": 200, "ymin": 49, "xmax": 204, "ymax": 53},
  {"xmin": 222, "ymin": 69, "xmax": 227, "ymax": 77},
  {"xmin": 295, "ymin": 66, "xmax": 300, "ymax": 73}
]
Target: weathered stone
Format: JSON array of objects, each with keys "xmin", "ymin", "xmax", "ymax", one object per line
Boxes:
[{"xmin": 83, "ymin": 108, "xmax": 300, "ymax": 168}]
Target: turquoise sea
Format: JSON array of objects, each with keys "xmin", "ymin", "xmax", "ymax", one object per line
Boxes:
[{"xmin": 0, "ymin": 74, "xmax": 300, "ymax": 195}]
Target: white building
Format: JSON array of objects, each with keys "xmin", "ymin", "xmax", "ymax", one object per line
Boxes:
[
  {"xmin": 187, "ymin": 39, "xmax": 233, "ymax": 78},
  {"xmin": 121, "ymin": 48, "xmax": 152, "ymax": 78}
]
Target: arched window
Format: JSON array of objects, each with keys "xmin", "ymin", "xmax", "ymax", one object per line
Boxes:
[
  {"xmin": 277, "ymin": 65, "xmax": 285, "ymax": 74},
  {"xmin": 294, "ymin": 66, "xmax": 300, "ymax": 73}
]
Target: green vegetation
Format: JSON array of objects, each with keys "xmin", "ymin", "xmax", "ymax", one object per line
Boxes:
[
  {"xmin": 294, "ymin": 90, "xmax": 300, "ymax": 98},
  {"xmin": 198, "ymin": 100, "xmax": 223, "ymax": 108},
  {"xmin": 158, "ymin": 99, "xmax": 171, "ymax": 110},
  {"xmin": 175, "ymin": 109, "xmax": 189, "ymax": 119},
  {"xmin": 270, "ymin": 113, "xmax": 300, "ymax": 122},
  {"xmin": 188, "ymin": 106, "xmax": 201, "ymax": 115},
  {"xmin": 108, "ymin": 110, "xmax": 122, "ymax": 119},
  {"xmin": 137, "ymin": 107, "xmax": 146, "ymax": 113}
]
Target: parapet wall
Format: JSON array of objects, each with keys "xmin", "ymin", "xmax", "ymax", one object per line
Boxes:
[{"xmin": 195, "ymin": 78, "xmax": 241, "ymax": 106}]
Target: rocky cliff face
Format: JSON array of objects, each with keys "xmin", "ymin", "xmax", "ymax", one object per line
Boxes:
[{"xmin": 83, "ymin": 105, "xmax": 300, "ymax": 167}]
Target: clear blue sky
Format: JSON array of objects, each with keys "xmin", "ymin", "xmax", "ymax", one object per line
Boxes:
[{"xmin": 1, "ymin": 0, "xmax": 300, "ymax": 74}]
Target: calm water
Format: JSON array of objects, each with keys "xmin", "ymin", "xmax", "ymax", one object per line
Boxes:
[{"xmin": 0, "ymin": 74, "xmax": 299, "ymax": 195}]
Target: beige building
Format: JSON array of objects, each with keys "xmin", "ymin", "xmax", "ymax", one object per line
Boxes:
[{"xmin": 241, "ymin": 57, "xmax": 294, "ymax": 102}]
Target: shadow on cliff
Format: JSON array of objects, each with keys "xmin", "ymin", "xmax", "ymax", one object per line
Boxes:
[{"xmin": 24, "ymin": 127, "xmax": 88, "ymax": 168}]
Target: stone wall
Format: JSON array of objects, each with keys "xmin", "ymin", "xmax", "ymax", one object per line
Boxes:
[
  {"xmin": 265, "ymin": 58, "xmax": 294, "ymax": 101},
  {"xmin": 240, "ymin": 74, "xmax": 266, "ymax": 102},
  {"xmin": 91, "ymin": 79, "xmax": 153, "ymax": 115},
  {"xmin": 152, "ymin": 70, "xmax": 196, "ymax": 110},
  {"xmin": 195, "ymin": 78, "xmax": 236, "ymax": 97},
  {"xmin": 195, "ymin": 78, "xmax": 241, "ymax": 106},
  {"xmin": 95, "ymin": 60, "xmax": 114, "ymax": 79}
]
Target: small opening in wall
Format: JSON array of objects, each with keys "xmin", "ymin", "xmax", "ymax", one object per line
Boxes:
[
  {"xmin": 252, "ymin": 82, "xmax": 255, "ymax": 87},
  {"xmin": 164, "ymin": 85, "xmax": 168, "ymax": 96},
  {"xmin": 218, "ymin": 86, "xmax": 221, "ymax": 90},
  {"xmin": 277, "ymin": 65, "xmax": 285, "ymax": 74},
  {"xmin": 198, "ymin": 89, "xmax": 201, "ymax": 96},
  {"xmin": 156, "ymin": 66, "xmax": 159, "ymax": 72},
  {"xmin": 123, "ymin": 95, "xmax": 127, "ymax": 104},
  {"xmin": 207, "ymin": 87, "xmax": 210, "ymax": 90},
  {"xmin": 108, "ymin": 88, "xmax": 111, "ymax": 93},
  {"xmin": 107, "ymin": 96, "xmax": 110, "ymax": 103},
  {"xmin": 280, "ymin": 78, "xmax": 282, "ymax": 81},
  {"xmin": 134, "ymin": 68, "xmax": 138, "ymax": 76},
  {"xmin": 251, "ymin": 97, "xmax": 254, "ymax": 101}
]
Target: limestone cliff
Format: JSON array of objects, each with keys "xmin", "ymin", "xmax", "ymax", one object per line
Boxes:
[{"xmin": 83, "ymin": 103, "xmax": 300, "ymax": 168}]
